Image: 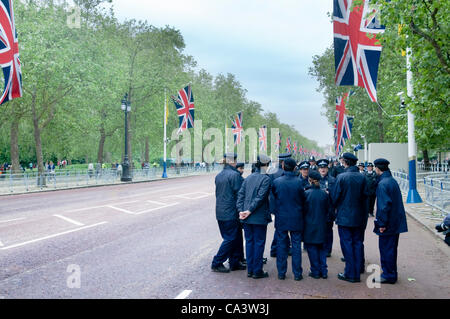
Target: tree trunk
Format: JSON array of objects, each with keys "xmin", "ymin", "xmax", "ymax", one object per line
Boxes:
[
  {"xmin": 423, "ymin": 149, "xmax": 430, "ymax": 169},
  {"xmin": 144, "ymin": 136, "xmax": 149, "ymax": 164},
  {"xmin": 97, "ymin": 129, "xmax": 106, "ymax": 164},
  {"xmin": 31, "ymin": 99, "xmax": 46, "ymax": 186},
  {"xmin": 10, "ymin": 116, "xmax": 21, "ymax": 174}
]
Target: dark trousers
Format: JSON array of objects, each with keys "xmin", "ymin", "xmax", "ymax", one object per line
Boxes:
[
  {"xmin": 338, "ymin": 225, "xmax": 365, "ymax": 280},
  {"xmin": 276, "ymin": 230, "xmax": 302, "ymax": 277},
  {"xmin": 212, "ymin": 220, "xmax": 241, "ymax": 268},
  {"xmin": 368, "ymin": 195, "xmax": 376, "ymax": 215},
  {"xmin": 379, "ymin": 234, "xmax": 400, "ymax": 282},
  {"xmin": 243, "ymin": 223, "xmax": 267, "ymax": 275},
  {"xmin": 270, "ymin": 228, "xmax": 291, "ymax": 256},
  {"xmin": 305, "ymin": 243, "xmax": 327, "ymax": 276},
  {"xmin": 324, "ymin": 222, "xmax": 334, "ymax": 254}
]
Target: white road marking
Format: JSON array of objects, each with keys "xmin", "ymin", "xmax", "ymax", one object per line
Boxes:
[
  {"xmin": 67, "ymin": 201, "xmax": 140, "ymax": 213},
  {"xmin": 53, "ymin": 214, "xmax": 85, "ymax": 226},
  {"xmin": 0, "ymin": 240, "xmax": 3, "ymax": 247},
  {"xmin": 106, "ymin": 205, "xmax": 136, "ymax": 215},
  {"xmin": 0, "ymin": 222, "xmax": 108, "ymax": 251},
  {"xmin": 0, "ymin": 217, "xmax": 26, "ymax": 224},
  {"xmin": 175, "ymin": 290, "xmax": 192, "ymax": 299},
  {"xmin": 146, "ymin": 200, "xmax": 171, "ymax": 206},
  {"xmin": 162, "ymin": 192, "xmax": 212, "ymax": 200},
  {"xmin": 134, "ymin": 202, "xmax": 179, "ymax": 215}
]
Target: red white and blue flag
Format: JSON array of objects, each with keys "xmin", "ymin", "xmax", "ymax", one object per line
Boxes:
[
  {"xmin": 334, "ymin": 92, "xmax": 354, "ymax": 156},
  {"xmin": 333, "ymin": 0, "xmax": 384, "ymax": 102},
  {"xmin": 231, "ymin": 111, "xmax": 243, "ymax": 145},
  {"xmin": 0, "ymin": 0, "xmax": 22, "ymax": 105},
  {"xmin": 259, "ymin": 125, "xmax": 267, "ymax": 152},
  {"xmin": 293, "ymin": 142, "xmax": 297, "ymax": 155},
  {"xmin": 275, "ymin": 131, "xmax": 281, "ymax": 152},
  {"xmin": 285, "ymin": 137, "xmax": 291, "ymax": 153},
  {"xmin": 171, "ymin": 84, "xmax": 194, "ymax": 134}
]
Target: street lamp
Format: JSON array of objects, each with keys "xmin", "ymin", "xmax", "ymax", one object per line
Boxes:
[{"xmin": 121, "ymin": 93, "xmax": 132, "ymax": 182}]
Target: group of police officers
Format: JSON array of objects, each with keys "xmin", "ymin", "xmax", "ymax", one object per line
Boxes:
[{"xmin": 211, "ymin": 151, "xmax": 408, "ymax": 285}]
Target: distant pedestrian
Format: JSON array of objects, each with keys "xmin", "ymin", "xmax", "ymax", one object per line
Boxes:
[
  {"xmin": 372, "ymin": 158, "xmax": 408, "ymax": 284},
  {"xmin": 304, "ymin": 171, "xmax": 331, "ymax": 279},
  {"xmin": 364, "ymin": 163, "xmax": 377, "ymax": 217},
  {"xmin": 238, "ymin": 155, "xmax": 272, "ymax": 279}
]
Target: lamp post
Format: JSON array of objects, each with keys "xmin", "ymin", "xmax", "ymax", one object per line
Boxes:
[{"xmin": 121, "ymin": 93, "xmax": 132, "ymax": 182}]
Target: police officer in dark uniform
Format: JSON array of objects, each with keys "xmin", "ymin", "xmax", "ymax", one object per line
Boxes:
[
  {"xmin": 269, "ymin": 153, "xmax": 293, "ymax": 258},
  {"xmin": 211, "ymin": 153, "xmax": 246, "ymax": 273},
  {"xmin": 298, "ymin": 161, "xmax": 310, "ymax": 190},
  {"xmin": 372, "ymin": 158, "xmax": 408, "ymax": 284},
  {"xmin": 331, "ymin": 155, "xmax": 345, "ymax": 178},
  {"xmin": 309, "ymin": 156, "xmax": 318, "ymax": 171},
  {"xmin": 358, "ymin": 162, "xmax": 365, "ymax": 174},
  {"xmin": 317, "ymin": 158, "xmax": 336, "ymax": 258},
  {"xmin": 332, "ymin": 153, "xmax": 369, "ymax": 283},
  {"xmin": 235, "ymin": 162, "xmax": 246, "ymax": 265},
  {"xmin": 364, "ymin": 162, "xmax": 377, "ymax": 217},
  {"xmin": 271, "ymin": 158, "xmax": 306, "ymax": 281},
  {"xmin": 238, "ymin": 155, "xmax": 272, "ymax": 279}
]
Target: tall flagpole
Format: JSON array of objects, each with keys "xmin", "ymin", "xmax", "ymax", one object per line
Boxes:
[
  {"xmin": 406, "ymin": 47, "xmax": 421, "ymax": 203},
  {"xmin": 162, "ymin": 89, "xmax": 168, "ymax": 178}
]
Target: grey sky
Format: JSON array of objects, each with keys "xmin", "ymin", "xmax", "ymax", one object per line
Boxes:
[{"xmin": 109, "ymin": 0, "xmax": 334, "ymax": 147}]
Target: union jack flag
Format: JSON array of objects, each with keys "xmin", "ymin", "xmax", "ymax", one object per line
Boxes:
[
  {"xmin": 293, "ymin": 142, "xmax": 297, "ymax": 155},
  {"xmin": 0, "ymin": 0, "xmax": 22, "ymax": 105},
  {"xmin": 231, "ymin": 111, "xmax": 243, "ymax": 145},
  {"xmin": 285, "ymin": 137, "xmax": 291, "ymax": 153},
  {"xmin": 333, "ymin": 0, "xmax": 384, "ymax": 102},
  {"xmin": 171, "ymin": 85, "xmax": 194, "ymax": 134},
  {"xmin": 259, "ymin": 125, "xmax": 267, "ymax": 152},
  {"xmin": 334, "ymin": 92, "xmax": 354, "ymax": 156}
]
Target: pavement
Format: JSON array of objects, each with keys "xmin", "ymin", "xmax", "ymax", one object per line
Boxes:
[{"xmin": 0, "ymin": 173, "xmax": 449, "ymax": 299}]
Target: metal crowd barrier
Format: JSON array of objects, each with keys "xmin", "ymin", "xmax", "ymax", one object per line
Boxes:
[
  {"xmin": 393, "ymin": 171, "xmax": 449, "ymax": 215},
  {"xmin": 418, "ymin": 162, "xmax": 449, "ymax": 172},
  {"xmin": 0, "ymin": 165, "xmax": 221, "ymax": 195}
]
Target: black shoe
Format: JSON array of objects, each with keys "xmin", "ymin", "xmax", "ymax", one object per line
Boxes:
[
  {"xmin": 341, "ymin": 257, "xmax": 346, "ymax": 262},
  {"xmin": 230, "ymin": 263, "xmax": 246, "ymax": 271},
  {"xmin": 247, "ymin": 272, "xmax": 253, "ymax": 278},
  {"xmin": 253, "ymin": 272, "xmax": 269, "ymax": 279},
  {"xmin": 372, "ymin": 277, "xmax": 396, "ymax": 284},
  {"xmin": 360, "ymin": 269, "xmax": 365, "ymax": 274},
  {"xmin": 270, "ymin": 252, "xmax": 277, "ymax": 258},
  {"xmin": 294, "ymin": 275, "xmax": 303, "ymax": 281},
  {"xmin": 337, "ymin": 273, "xmax": 360, "ymax": 283},
  {"xmin": 211, "ymin": 265, "xmax": 230, "ymax": 273},
  {"xmin": 308, "ymin": 272, "xmax": 321, "ymax": 279},
  {"xmin": 262, "ymin": 257, "xmax": 267, "ymax": 264},
  {"xmin": 326, "ymin": 253, "xmax": 331, "ymax": 258},
  {"xmin": 278, "ymin": 274, "xmax": 286, "ymax": 280},
  {"xmin": 321, "ymin": 274, "xmax": 328, "ymax": 279},
  {"xmin": 240, "ymin": 258, "xmax": 247, "ymax": 265}
]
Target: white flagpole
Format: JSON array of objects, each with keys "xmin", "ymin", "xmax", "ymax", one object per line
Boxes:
[{"xmin": 162, "ymin": 89, "xmax": 168, "ymax": 178}]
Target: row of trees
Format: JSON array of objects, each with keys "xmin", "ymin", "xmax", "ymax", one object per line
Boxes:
[
  {"xmin": 0, "ymin": 0, "xmax": 323, "ymax": 175},
  {"xmin": 309, "ymin": 0, "xmax": 449, "ymax": 164}
]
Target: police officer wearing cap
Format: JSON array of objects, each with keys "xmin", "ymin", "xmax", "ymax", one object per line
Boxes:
[
  {"xmin": 238, "ymin": 155, "xmax": 272, "ymax": 279},
  {"xmin": 269, "ymin": 153, "xmax": 293, "ymax": 258},
  {"xmin": 358, "ymin": 163, "xmax": 365, "ymax": 173},
  {"xmin": 298, "ymin": 161, "xmax": 310, "ymax": 190},
  {"xmin": 364, "ymin": 163, "xmax": 377, "ymax": 217},
  {"xmin": 372, "ymin": 158, "xmax": 408, "ymax": 284},
  {"xmin": 331, "ymin": 152, "xmax": 369, "ymax": 283},
  {"xmin": 309, "ymin": 156, "xmax": 318, "ymax": 171},
  {"xmin": 271, "ymin": 158, "xmax": 306, "ymax": 281},
  {"xmin": 317, "ymin": 158, "xmax": 336, "ymax": 258},
  {"xmin": 211, "ymin": 153, "xmax": 246, "ymax": 273},
  {"xmin": 331, "ymin": 156, "xmax": 345, "ymax": 178}
]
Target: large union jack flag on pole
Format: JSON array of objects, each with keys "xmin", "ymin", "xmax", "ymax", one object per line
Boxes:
[
  {"xmin": 258, "ymin": 125, "xmax": 267, "ymax": 152},
  {"xmin": 171, "ymin": 84, "xmax": 194, "ymax": 134},
  {"xmin": 0, "ymin": 0, "xmax": 22, "ymax": 105},
  {"xmin": 285, "ymin": 137, "xmax": 292, "ymax": 153},
  {"xmin": 334, "ymin": 92, "xmax": 354, "ymax": 156},
  {"xmin": 231, "ymin": 111, "xmax": 243, "ymax": 145},
  {"xmin": 333, "ymin": 0, "xmax": 384, "ymax": 102}
]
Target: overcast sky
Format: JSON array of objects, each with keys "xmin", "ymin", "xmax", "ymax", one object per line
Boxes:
[{"xmin": 108, "ymin": 0, "xmax": 334, "ymax": 147}]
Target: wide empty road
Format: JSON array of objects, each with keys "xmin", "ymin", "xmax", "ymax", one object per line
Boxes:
[{"xmin": 0, "ymin": 174, "xmax": 449, "ymax": 299}]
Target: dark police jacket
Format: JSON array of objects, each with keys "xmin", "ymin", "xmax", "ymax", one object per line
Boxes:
[
  {"xmin": 364, "ymin": 171, "xmax": 378, "ymax": 196},
  {"xmin": 215, "ymin": 165, "xmax": 243, "ymax": 221},
  {"xmin": 373, "ymin": 171, "xmax": 408, "ymax": 236},
  {"xmin": 237, "ymin": 169, "xmax": 272, "ymax": 225},
  {"xmin": 304, "ymin": 185, "xmax": 331, "ymax": 244},
  {"xmin": 299, "ymin": 175, "xmax": 310, "ymax": 190},
  {"xmin": 271, "ymin": 171, "xmax": 306, "ymax": 232},
  {"xmin": 332, "ymin": 166, "xmax": 369, "ymax": 228},
  {"xmin": 320, "ymin": 174, "xmax": 336, "ymax": 223},
  {"xmin": 268, "ymin": 165, "xmax": 284, "ymax": 214},
  {"xmin": 331, "ymin": 165, "xmax": 344, "ymax": 178}
]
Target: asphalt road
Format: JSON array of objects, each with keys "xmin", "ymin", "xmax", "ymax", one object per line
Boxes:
[{"xmin": 0, "ymin": 174, "xmax": 449, "ymax": 299}]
